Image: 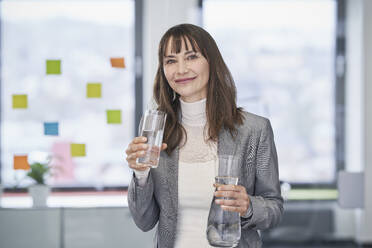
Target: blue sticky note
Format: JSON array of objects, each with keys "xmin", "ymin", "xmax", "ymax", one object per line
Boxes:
[{"xmin": 44, "ymin": 122, "xmax": 59, "ymax": 136}]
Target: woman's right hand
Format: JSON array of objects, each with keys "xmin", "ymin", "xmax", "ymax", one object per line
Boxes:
[{"xmin": 125, "ymin": 136, "xmax": 167, "ymax": 171}]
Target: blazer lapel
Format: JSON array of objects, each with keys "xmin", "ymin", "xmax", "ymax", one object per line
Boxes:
[
  {"xmin": 164, "ymin": 148, "xmax": 179, "ymax": 217},
  {"xmin": 218, "ymin": 128, "xmax": 242, "ymax": 156},
  {"xmin": 217, "ymin": 129, "xmax": 243, "ymax": 175}
]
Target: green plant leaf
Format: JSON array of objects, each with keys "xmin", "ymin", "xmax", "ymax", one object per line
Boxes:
[{"xmin": 27, "ymin": 162, "xmax": 51, "ymax": 185}]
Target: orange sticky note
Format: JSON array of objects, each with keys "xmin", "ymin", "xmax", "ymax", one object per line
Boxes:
[
  {"xmin": 14, "ymin": 155, "xmax": 30, "ymax": 170},
  {"xmin": 110, "ymin": 57, "xmax": 125, "ymax": 68}
]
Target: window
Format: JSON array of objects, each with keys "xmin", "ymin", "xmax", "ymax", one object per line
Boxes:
[
  {"xmin": 0, "ymin": 0, "xmax": 137, "ymax": 189},
  {"xmin": 203, "ymin": 0, "xmax": 339, "ymax": 184}
]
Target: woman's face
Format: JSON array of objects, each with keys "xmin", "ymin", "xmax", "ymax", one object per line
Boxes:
[{"xmin": 163, "ymin": 37, "xmax": 210, "ymax": 103}]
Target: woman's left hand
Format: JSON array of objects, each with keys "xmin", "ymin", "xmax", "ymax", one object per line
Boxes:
[{"xmin": 214, "ymin": 184, "xmax": 250, "ymax": 216}]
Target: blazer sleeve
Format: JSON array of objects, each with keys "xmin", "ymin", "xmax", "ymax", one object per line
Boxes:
[
  {"xmin": 128, "ymin": 171, "xmax": 160, "ymax": 232},
  {"xmin": 241, "ymin": 119, "xmax": 284, "ymax": 230}
]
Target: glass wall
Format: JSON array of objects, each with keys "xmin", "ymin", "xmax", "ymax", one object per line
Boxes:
[
  {"xmin": 204, "ymin": 0, "xmax": 337, "ymax": 184},
  {"xmin": 0, "ymin": 0, "xmax": 135, "ymax": 188}
]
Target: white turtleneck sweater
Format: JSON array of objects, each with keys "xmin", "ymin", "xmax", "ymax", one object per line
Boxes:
[
  {"xmin": 134, "ymin": 98, "xmax": 217, "ymax": 247},
  {"xmin": 175, "ymin": 98, "xmax": 217, "ymax": 248}
]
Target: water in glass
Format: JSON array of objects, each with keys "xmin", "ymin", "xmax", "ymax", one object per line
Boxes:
[{"xmin": 137, "ymin": 110, "xmax": 166, "ymax": 168}]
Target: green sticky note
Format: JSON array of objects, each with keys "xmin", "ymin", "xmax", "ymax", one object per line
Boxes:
[
  {"xmin": 107, "ymin": 110, "xmax": 121, "ymax": 124},
  {"xmin": 87, "ymin": 83, "xmax": 102, "ymax": 98},
  {"xmin": 12, "ymin": 94, "xmax": 28, "ymax": 109},
  {"xmin": 46, "ymin": 60, "xmax": 61, "ymax": 75},
  {"xmin": 71, "ymin": 143, "xmax": 86, "ymax": 157}
]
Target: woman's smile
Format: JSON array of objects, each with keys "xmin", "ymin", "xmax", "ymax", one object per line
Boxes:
[{"xmin": 175, "ymin": 76, "xmax": 197, "ymax": 84}]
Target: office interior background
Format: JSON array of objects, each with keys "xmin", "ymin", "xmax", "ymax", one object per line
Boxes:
[{"xmin": 0, "ymin": 0, "xmax": 371, "ymax": 247}]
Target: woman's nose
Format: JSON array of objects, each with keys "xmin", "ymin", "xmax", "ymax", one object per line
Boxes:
[{"xmin": 177, "ymin": 60, "xmax": 189, "ymax": 74}]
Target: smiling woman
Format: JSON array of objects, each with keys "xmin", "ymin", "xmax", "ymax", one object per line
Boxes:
[
  {"xmin": 153, "ymin": 24, "xmax": 245, "ymax": 155},
  {"xmin": 163, "ymin": 37, "xmax": 210, "ymax": 103},
  {"xmin": 125, "ymin": 24, "xmax": 283, "ymax": 248}
]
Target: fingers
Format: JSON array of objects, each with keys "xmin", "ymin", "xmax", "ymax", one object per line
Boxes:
[
  {"xmin": 126, "ymin": 149, "xmax": 146, "ymax": 161},
  {"xmin": 216, "ymin": 184, "xmax": 246, "ymax": 193},
  {"xmin": 125, "ymin": 137, "xmax": 149, "ymax": 160},
  {"xmin": 214, "ymin": 190, "xmax": 241, "ymax": 199},
  {"xmin": 125, "ymin": 137, "xmax": 167, "ymax": 170},
  {"xmin": 134, "ymin": 136, "xmax": 147, "ymax": 144},
  {"xmin": 125, "ymin": 137, "xmax": 149, "ymax": 170},
  {"xmin": 214, "ymin": 185, "xmax": 248, "ymax": 198},
  {"xmin": 126, "ymin": 141, "xmax": 148, "ymax": 155},
  {"xmin": 128, "ymin": 162, "xmax": 152, "ymax": 171},
  {"xmin": 215, "ymin": 198, "xmax": 248, "ymax": 208},
  {"xmin": 220, "ymin": 205, "xmax": 247, "ymax": 214},
  {"xmin": 214, "ymin": 184, "xmax": 250, "ymax": 215},
  {"xmin": 215, "ymin": 197, "xmax": 250, "ymax": 215},
  {"xmin": 161, "ymin": 143, "xmax": 168, "ymax": 151}
]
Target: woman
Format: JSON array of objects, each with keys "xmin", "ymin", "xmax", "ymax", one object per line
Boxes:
[{"xmin": 125, "ymin": 24, "xmax": 283, "ymax": 248}]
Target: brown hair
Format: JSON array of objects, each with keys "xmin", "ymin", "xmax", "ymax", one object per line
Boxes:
[{"xmin": 153, "ymin": 23, "xmax": 244, "ymax": 155}]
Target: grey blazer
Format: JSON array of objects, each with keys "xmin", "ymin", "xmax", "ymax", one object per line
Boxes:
[{"xmin": 128, "ymin": 112, "xmax": 283, "ymax": 248}]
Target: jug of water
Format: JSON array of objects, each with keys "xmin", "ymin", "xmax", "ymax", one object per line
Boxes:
[{"xmin": 206, "ymin": 156, "xmax": 241, "ymax": 247}]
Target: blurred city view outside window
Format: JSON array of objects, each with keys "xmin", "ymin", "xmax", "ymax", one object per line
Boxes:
[
  {"xmin": 204, "ymin": 0, "xmax": 336, "ymax": 184},
  {"xmin": 1, "ymin": 1, "xmax": 135, "ymax": 188}
]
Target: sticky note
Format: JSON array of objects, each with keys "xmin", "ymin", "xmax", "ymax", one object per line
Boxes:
[
  {"xmin": 12, "ymin": 94, "xmax": 28, "ymax": 109},
  {"xmin": 46, "ymin": 60, "xmax": 61, "ymax": 74},
  {"xmin": 71, "ymin": 143, "xmax": 86, "ymax": 157},
  {"xmin": 44, "ymin": 122, "xmax": 59, "ymax": 136},
  {"xmin": 14, "ymin": 155, "xmax": 30, "ymax": 170},
  {"xmin": 110, "ymin": 57, "xmax": 125, "ymax": 68},
  {"xmin": 87, "ymin": 83, "xmax": 102, "ymax": 98},
  {"xmin": 107, "ymin": 110, "xmax": 121, "ymax": 124}
]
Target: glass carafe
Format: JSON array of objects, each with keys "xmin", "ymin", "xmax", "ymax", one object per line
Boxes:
[{"xmin": 206, "ymin": 156, "xmax": 241, "ymax": 247}]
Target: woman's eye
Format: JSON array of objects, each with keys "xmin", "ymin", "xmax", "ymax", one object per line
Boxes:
[
  {"xmin": 187, "ymin": 55, "xmax": 198, "ymax": 60},
  {"xmin": 165, "ymin": 59, "xmax": 176, "ymax": 64}
]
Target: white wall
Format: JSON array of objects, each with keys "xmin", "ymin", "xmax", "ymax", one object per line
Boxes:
[
  {"xmin": 357, "ymin": 0, "xmax": 372, "ymax": 242},
  {"xmin": 345, "ymin": 0, "xmax": 372, "ymax": 243}
]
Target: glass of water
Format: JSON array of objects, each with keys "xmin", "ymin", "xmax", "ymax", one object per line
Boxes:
[
  {"xmin": 137, "ymin": 110, "xmax": 167, "ymax": 168},
  {"xmin": 207, "ymin": 155, "xmax": 241, "ymax": 247}
]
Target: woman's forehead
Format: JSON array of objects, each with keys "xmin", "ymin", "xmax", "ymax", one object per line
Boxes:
[{"xmin": 164, "ymin": 35, "xmax": 199, "ymax": 55}]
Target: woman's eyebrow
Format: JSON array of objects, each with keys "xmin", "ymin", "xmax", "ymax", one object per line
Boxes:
[
  {"xmin": 164, "ymin": 50, "xmax": 196, "ymax": 58},
  {"xmin": 185, "ymin": 50, "xmax": 196, "ymax": 55}
]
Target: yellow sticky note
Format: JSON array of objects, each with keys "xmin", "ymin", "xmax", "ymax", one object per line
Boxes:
[
  {"xmin": 87, "ymin": 83, "xmax": 102, "ymax": 98},
  {"xmin": 14, "ymin": 155, "xmax": 30, "ymax": 170},
  {"xmin": 110, "ymin": 57, "xmax": 125, "ymax": 68},
  {"xmin": 46, "ymin": 60, "xmax": 61, "ymax": 74},
  {"xmin": 12, "ymin": 94, "xmax": 28, "ymax": 109},
  {"xmin": 107, "ymin": 110, "xmax": 121, "ymax": 124},
  {"xmin": 71, "ymin": 143, "xmax": 86, "ymax": 157}
]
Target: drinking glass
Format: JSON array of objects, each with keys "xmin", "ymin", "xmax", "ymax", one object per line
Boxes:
[
  {"xmin": 207, "ymin": 155, "xmax": 241, "ymax": 247},
  {"xmin": 136, "ymin": 110, "xmax": 167, "ymax": 168}
]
